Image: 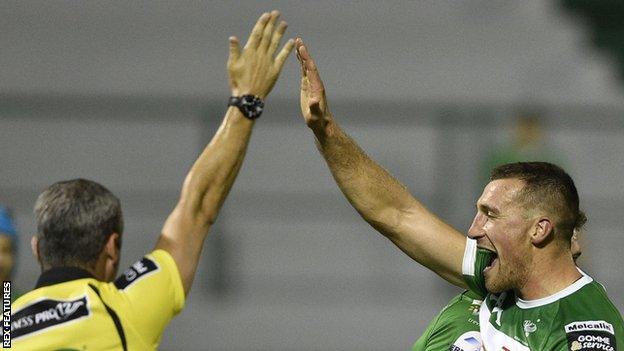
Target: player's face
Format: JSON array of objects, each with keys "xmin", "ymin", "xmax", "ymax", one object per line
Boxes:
[{"xmin": 468, "ymin": 178, "xmax": 534, "ymax": 293}]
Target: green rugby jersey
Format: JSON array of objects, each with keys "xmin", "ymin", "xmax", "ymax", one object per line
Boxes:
[
  {"xmin": 412, "ymin": 290, "xmax": 483, "ymax": 351},
  {"xmin": 463, "ymin": 238, "xmax": 624, "ymax": 351}
]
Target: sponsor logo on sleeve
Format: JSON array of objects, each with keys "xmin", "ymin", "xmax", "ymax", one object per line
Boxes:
[
  {"xmin": 449, "ymin": 331, "xmax": 482, "ymax": 351},
  {"xmin": 565, "ymin": 321, "xmax": 616, "ymax": 351},
  {"xmin": 114, "ymin": 256, "xmax": 159, "ymax": 290},
  {"xmin": 11, "ymin": 296, "xmax": 89, "ymax": 339}
]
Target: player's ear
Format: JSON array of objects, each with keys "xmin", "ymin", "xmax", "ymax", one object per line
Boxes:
[
  {"xmin": 104, "ymin": 232, "xmax": 121, "ymax": 261},
  {"xmin": 30, "ymin": 236, "xmax": 41, "ymax": 265},
  {"xmin": 103, "ymin": 232, "xmax": 121, "ymax": 282},
  {"xmin": 531, "ymin": 218, "xmax": 553, "ymax": 246}
]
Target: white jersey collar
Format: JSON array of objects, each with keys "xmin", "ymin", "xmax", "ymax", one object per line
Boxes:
[{"xmin": 515, "ymin": 269, "xmax": 593, "ymax": 309}]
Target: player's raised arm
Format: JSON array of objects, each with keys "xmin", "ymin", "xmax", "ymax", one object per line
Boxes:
[
  {"xmin": 156, "ymin": 11, "xmax": 294, "ymax": 295},
  {"xmin": 296, "ymin": 38, "xmax": 466, "ymax": 287}
]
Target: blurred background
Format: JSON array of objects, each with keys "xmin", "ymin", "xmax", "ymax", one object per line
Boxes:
[{"xmin": 1, "ymin": 1, "xmax": 623, "ymax": 350}]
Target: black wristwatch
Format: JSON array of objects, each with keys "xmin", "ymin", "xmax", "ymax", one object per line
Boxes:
[{"xmin": 228, "ymin": 95, "xmax": 264, "ymax": 120}]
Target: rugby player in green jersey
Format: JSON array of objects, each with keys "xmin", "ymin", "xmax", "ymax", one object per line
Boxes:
[
  {"xmin": 412, "ymin": 212, "xmax": 587, "ymax": 351},
  {"xmin": 295, "ymin": 38, "xmax": 623, "ymax": 351}
]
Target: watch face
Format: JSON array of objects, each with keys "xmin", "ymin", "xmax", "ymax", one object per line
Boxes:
[
  {"xmin": 240, "ymin": 95, "xmax": 255, "ymax": 105},
  {"xmin": 240, "ymin": 95, "xmax": 264, "ymax": 119}
]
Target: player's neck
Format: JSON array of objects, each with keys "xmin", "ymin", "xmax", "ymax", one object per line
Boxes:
[{"xmin": 517, "ymin": 252, "xmax": 582, "ymax": 300}]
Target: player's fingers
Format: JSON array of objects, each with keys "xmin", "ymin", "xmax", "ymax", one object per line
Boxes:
[
  {"xmin": 300, "ymin": 45, "xmax": 325, "ymax": 116},
  {"xmin": 244, "ymin": 12, "xmax": 270, "ymax": 49},
  {"xmin": 274, "ymin": 38, "xmax": 295, "ymax": 70},
  {"xmin": 268, "ymin": 21, "xmax": 288, "ymax": 56},
  {"xmin": 296, "ymin": 41, "xmax": 307, "ymax": 77},
  {"xmin": 298, "ymin": 45, "xmax": 324, "ymax": 92},
  {"xmin": 295, "ymin": 37, "xmax": 305, "ymax": 52},
  {"xmin": 259, "ymin": 11, "xmax": 280, "ymax": 50},
  {"xmin": 308, "ymin": 67, "xmax": 325, "ymax": 101},
  {"xmin": 296, "ymin": 38, "xmax": 313, "ymax": 62},
  {"xmin": 296, "ymin": 38, "xmax": 312, "ymax": 78},
  {"xmin": 228, "ymin": 36, "xmax": 241, "ymax": 64}
]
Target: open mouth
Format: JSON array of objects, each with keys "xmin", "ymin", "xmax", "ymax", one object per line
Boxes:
[{"xmin": 479, "ymin": 247, "xmax": 498, "ymax": 272}]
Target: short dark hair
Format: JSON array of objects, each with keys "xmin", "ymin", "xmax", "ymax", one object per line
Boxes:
[
  {"xmin": 490, "ymin": 162, "xmax": 580, "ymax": 241},
  {"xmin": 34, "ymin": 179, "xmax": 123, "ymax": 268}
]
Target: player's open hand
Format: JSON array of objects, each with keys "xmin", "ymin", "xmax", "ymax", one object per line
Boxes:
[
  {"xmin": 296, "ymin": 38, "xmax": 331, "ymax": 132},
  {"xmin": 228, "ymin": 11, "xmax": 294, "ymax": 99}
]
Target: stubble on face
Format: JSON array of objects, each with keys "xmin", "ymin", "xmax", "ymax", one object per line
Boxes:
[{"xmin": 485, "ymin": 249, "xmax": 532, "ymax": 294}]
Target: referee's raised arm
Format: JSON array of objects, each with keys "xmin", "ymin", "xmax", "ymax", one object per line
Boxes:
[{"xmin": 155, "ymin": 10, "xmax": 294, "ymax": 296}]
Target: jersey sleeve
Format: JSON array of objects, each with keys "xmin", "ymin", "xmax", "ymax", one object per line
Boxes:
[
  {"xmin": 111, "ymin": 249, "xmax": 185, "ymax": 347},
  {"xmin": 461, "ymin": 238, "xmax": 489, "ymax": 299}
]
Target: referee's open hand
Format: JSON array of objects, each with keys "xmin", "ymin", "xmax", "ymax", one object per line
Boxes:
[{"xmin": 227, "ymin": 11, "xmax": 294, "ymax": 99}]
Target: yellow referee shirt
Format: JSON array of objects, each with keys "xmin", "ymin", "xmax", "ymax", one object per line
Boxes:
[{"xmin": 10, "ymin": 250, "xmax": 185, "ymax": 350}]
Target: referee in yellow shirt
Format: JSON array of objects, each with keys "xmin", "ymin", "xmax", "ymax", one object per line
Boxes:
[{"xmin": 10, "ymin": 11, "xmax": 294, "ymax": 350}]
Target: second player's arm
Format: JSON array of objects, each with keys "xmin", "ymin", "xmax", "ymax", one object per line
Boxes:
[{"xmin": 296, "ymin": 39, "xmax": 467, "ymax": 287}]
